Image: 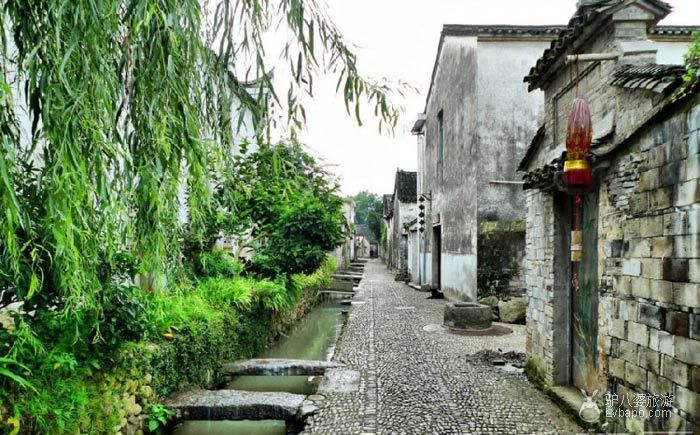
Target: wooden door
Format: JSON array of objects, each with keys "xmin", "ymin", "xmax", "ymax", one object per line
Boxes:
[
  {"xmin": 571, "ymin": 191, "xmax": 599, "ymax": 393},
  {"xmin": 432, "ymin": 225, "xmax": 441, "ymax": 290}
]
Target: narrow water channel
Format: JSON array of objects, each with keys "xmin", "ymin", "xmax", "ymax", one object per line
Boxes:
[
  {"xmin": 173, "ymin": 302, "xmax": 346, "ymax": 435},
  {"xmin": 226, "ymin": 301, "xmax": 345, "ymax": 395}
]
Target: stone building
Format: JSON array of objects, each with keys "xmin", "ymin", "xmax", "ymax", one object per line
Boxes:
[
  {"xmin": 381, "ymin": 193, "xmax": 394, "ymax": 264},
  {"xmin": 412, "ymin": 25, "xmax": 563, "ymax": 300},
  {"xmin": 382, "ymin": 170, "xmax": 417, "ymax": 279},
  {"xmin": 406, "ymin": 218, "xmax": 421, "ymax": 286},
  {"xmin": 332, "ymin": 199, "xmax": 356, "ymax": 270},
  {"xmin": 519, "ymin": 0, "xmax": 699, "ymax": 431}
]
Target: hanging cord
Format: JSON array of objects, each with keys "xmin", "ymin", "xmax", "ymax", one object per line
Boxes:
[{"xmin": 575, "ymin": 56, "xmax": 580, "ymax": 98}]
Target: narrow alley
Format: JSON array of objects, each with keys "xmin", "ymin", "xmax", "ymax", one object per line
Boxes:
[{"xmin": 303, "ymin": 260, "xmax": 581, "ymax": 434}]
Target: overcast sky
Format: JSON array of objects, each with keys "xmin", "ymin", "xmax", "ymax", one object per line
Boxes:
[{"xmin": 292, "ymin": 0, "xmax": 700, "ymax": 197}]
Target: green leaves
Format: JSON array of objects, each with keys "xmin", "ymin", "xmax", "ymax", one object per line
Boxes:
[
  {"xmin": 0, "ymin": 357, "xmax": 37, "ymax": 392},
  {"xmin": 678, "ymin": 30, "xmax": 700, "ymax": 97},
  {"xmin": 215, "ymin": 141, "xmax": 345, "ymax": 278},
  {"xmin": 147, "ymin": 404, "xmax": 173, "ymax": 433},
  {"xmin": 0, "ymin": 0, "xmax": 399, "ymax": 394}
]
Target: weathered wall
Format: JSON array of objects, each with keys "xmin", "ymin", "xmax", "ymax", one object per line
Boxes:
[
  {"xmin": 421, "ymin": 35, "xmax": 479, "ymax": 301},
  {"xmin": 332, "ymin": 201, "xmax": 355, "ymax": 270},
  {"xmin": 595, "ymin": 101, "xmax": 700, "ymax": 433},
  {"xmin": 408, "ymin": 228, "xmax": 420, "ymax": 284},
  {"xmin": 389, "ymin": 199, "xmax": 416, "ymax": 274},
  {"xmin": 476, "ymin": 40, "xmax": 550, "ymax": 221},
  {"xmin": 477, "ymin": 220, "xmax": 526, "ymax": 296},
  {"xmin": 523, "ymin": 9, "xmax": 700, "ymax": 432}
]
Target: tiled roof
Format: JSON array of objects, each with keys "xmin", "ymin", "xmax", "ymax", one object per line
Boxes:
[
  {"xmin": 610, "ymin": 63, "xmax": 686, "ymax": 93},
  {"xmin": 649, "ymin": 26, "xmax": 700, "ymax": 38},
  {"xmin": 442, "ymin": 25, "xmax": 565, "ymax": 38},
  {"xmin": 524, "ymin": 0, "xmax": 677, "ymax": 91},
  {"xmin": 522, "ymin": 162, "xmax": 562, "ymax": 190},
  {"xmin": 517, "ymin": 124, "xmax": 546, "ymax": 172},
  {"xmin": 424, "ymin": 24, "xmax": 564, "ymax": 112},
  {"xmin": 411, "ymin": 115, "xmax": 426, "ymax": 135},
  {"xmin": 394, "ymin": 170, "xmax": 417, "ymax": 203}
]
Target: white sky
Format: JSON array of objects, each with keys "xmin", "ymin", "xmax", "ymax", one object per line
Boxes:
[{"xmin": 292, "ymin": 0, "xmax": 700, "ymax": 196}]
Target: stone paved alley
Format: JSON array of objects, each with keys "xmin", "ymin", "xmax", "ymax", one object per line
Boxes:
[{"xmin": 303, "ymin": 260, "xmax": 581, "ymax": 435}]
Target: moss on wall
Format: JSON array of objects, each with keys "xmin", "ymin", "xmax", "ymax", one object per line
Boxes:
[
  {"xmin": 477, "ymin": 220, "xmax": 526, "ymax": 297},
  {"xmin": 524, "ymin": 356, "xmax": 550, "ymax": 393}
]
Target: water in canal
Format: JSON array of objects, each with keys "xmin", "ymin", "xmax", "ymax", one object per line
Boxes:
[
  {"xmin": 173, "ymin": 302, "xmax": 345, "ymax": 435},
  {"xmin": 226, "ymin": 302, "xmax": 345, "ymax": 394},
  {"xmin": 174, "ymin": 420, "xmax": 286, "ymax": 435}
]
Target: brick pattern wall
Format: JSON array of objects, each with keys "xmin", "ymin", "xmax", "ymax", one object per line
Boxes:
[
  {"xmin": 525, "ymin": 189, "xmax": 556, "ymax": 384},
  {"xmin": 525, "ymin": 101, "xmax": 700, "ymax": 432},
  {"xmin": 599, "ymin": 102, "xmax": 700, "ymax": 432}
]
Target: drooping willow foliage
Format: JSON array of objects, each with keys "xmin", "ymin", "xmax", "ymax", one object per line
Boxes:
[{"xmin": 0, "ymin": 0, "xmax": 404, "ymax": 343}]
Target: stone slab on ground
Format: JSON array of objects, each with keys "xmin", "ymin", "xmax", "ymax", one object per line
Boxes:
[
  {"xmin": 302, "ymin": 259, "xmax": 581, "ymax": 435},
  {"xmin": 317, "ymin": 369, "xmax": 361, "ymax": 393},
  {"xmin": 222, "ymin": 359, "xmax": 345, "ymax": 376},
  {"xmin": 164, "ymin": 389, "xmax": 305, "ymax": 421}
]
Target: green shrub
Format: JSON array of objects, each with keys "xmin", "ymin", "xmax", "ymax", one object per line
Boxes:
[
  {"xmin": 192, "ymin": 250, "xmax": 242, "ymax": 279},
  {"xmin": 1, "ymin": 257, "xmax": 336, "ymax": 434}
]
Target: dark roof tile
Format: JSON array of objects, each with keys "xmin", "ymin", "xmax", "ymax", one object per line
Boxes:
[
  {"xmin": 610, "ymin": 63, "xmax": 686, "ymax": 93},
  {"xmin": 524, "ymin": 1, "xmax": 685, "ymax": 91},
  {"xmin": 394, "ymin": 171, "xmax": 417, "ymax": 203}
]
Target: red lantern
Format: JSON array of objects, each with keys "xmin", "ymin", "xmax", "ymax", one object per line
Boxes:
[{"xmin": 564, "ymin": 98, "xmax": 592, "ymax": 187}]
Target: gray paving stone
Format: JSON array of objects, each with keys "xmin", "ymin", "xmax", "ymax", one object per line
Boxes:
[{"xmin": 302, "ymin": 259, "xmax": 581, "ymax": 435}]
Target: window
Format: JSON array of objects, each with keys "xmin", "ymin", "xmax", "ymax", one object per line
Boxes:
[{"xmin": 437, "ymin": 110, "xmax": 444, "ymax": 163}]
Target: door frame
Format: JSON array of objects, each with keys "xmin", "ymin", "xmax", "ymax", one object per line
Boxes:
[{"xmin": 432, "ymin": 224, "xmax": 442, "ymax": 290}]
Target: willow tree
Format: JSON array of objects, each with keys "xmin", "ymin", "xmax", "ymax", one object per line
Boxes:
[{"xmin": 0, "ymin": 0, "xmax": 403, "ymax": 343}]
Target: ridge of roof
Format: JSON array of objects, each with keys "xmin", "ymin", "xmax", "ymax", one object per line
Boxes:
[
  {"xmin": 517, "ymin": 124, "xmax": 546, "ymax": 172},
  {"xmin": 524, "ymin": 0, "xmax": 677, "ymax": 91},
  {"xmin": 442, "ymin": 24, "xmax": 566, "ymax": 37}
]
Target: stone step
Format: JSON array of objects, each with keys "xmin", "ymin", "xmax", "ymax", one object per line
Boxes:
[
  {"xmin": 320, "ymin": 290, "xmax": 355, "ymax": 298},
  {"xmin": 332, "ymin": 274, "xmax": 362, "ymax": 281},
  {"xmin": 222, "ymin": 359, "xmax": 346, "ymax": 376},
  {"xmin": 164, "ymin": 389, "xmax": 305, "ymax": 421}
]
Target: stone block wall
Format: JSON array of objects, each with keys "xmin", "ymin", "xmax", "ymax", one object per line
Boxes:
[
  {"xmin": 597, "ymin": 101, "xmax": 700, "ymax": 432},
  {"xmin": 525, "ymin": 99, "xmax": 700, "ymax": 432},
  {"xmin": 525, "ymin": 189, "xmax": 556, "ymax": 384}
]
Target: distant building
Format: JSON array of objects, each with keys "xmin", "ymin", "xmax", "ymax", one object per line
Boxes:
[
  {"xmin": 355, "ymin": 224, "xmax": 378, "ymax": 258},
  {"xmin": 381, "ymin": 194, "xmax": 394, "ymax": 263},
  {"xmin": 519, "ymin": 0, "xmax": 699, "ymax": 431},
  {"xmin": 413, "ymin": 24, "xmax": 563, "ymax": 300},
  {"xmin": 333, "ymin": 199, "xmax": 356, "ymax": 269},
  {"xmin": 383, "ymin": 170, "xmax": 417, "ymax": 280}
]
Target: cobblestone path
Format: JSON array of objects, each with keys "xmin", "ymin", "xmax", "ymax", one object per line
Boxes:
[{"xmin": 303, "ymin": 259, "xmax": 582, "ymax": 435}]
